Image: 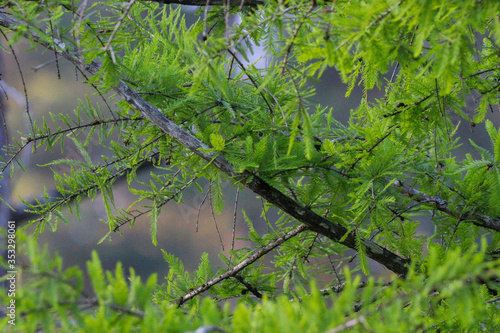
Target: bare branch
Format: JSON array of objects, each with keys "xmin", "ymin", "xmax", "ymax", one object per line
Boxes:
[
  {"xmin": 0, "ymin": 29, "xmax": 33, "ymax": 133},
  {"xmin": 175, "ymin": 223, "xmax": 309, "ymax": 305},
  {"xmin": 394, "ymin": 180, "xmax": 500, "ymax": 232}
]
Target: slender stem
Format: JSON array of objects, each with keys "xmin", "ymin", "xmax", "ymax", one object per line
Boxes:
[{"xmin": 175, "ymin": 224, "xmax": 309, "ymax": 305}]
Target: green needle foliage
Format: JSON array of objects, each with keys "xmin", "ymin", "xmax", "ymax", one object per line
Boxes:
[{"xmin": 1, "ymin": 0, "xmax": 500, "ymax": 331}]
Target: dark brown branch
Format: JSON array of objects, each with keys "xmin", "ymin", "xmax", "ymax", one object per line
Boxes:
[
  {"xmin": 234, "ymin": 274, "xmax": 263, "ymax": 298},
  {"xmin": 469, "ymin": 68, "xmax": 500, "ymax": 77},
  {"xmin": 227, "ymin": 49, "xmax": 274, "ymax": 115},
  {"xmin": 0, "ymin": 11, "xmax": 410, "ymax": 276},
  {"xmin": 394, "ymin": 180, "xmax": 500, "ymax": 232},
  {"xmin": 320, "ymin": 281, "xmax": 392, "ymax": 296},
  {"xmin": 348, "ymin": 126, "xmax": 396, "ymax": 171},
  {"xmin": 80, "ymin": 298, "xmax": 145, "ymax": 318}
]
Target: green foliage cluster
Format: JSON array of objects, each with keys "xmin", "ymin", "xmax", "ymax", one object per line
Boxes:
[
  {"xmin": 1, "ymin": 234, "xmax": 499, "ymax": 332},
  {"xmin": 1, "ymin": 0, "xmax": 500, "ymax": 331}
]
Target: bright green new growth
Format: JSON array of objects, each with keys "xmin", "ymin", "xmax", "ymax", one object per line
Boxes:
[{"xmin": 1, "ymin": 0, "xmax": 500, "ymax": 331}]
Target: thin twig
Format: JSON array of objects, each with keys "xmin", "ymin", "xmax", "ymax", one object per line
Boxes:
[
  {"xmin": 103, "ymin": 0, "xmax": 137, "ymax": 56},
  {"xmin": 47, "ymin": 10, "xmax": 61, "ymax": 79},
  {"xmin": 231, "ymin": 187, "xmax": 239, "ymax": 252},
  {"xmin": 74, "ymin": 0, "xmax": 89, "ymax": 52},
  {"xmin": 302, "ymin": 233, "xmax": 318, "ymax": 263},
  {"xmin": 1, "ymin": 117, "xmax": 135, "ymax": 173},
  {"xmin": 348, "ymin": 126, "xmax": 396, "ymax": 171},
  {"xmin": 195, "ymin": 188, "xmax": 210, "ymax": 233},
  {"xmin": 209, "ymin": 180, "xmax": 225, "ymax": 251},
  {"xmin": 0, "ymin": 29, "xmax": 33, "ymax": 133},
  {"xmin": 469, "ymin": 68, "xmax": 500, "ymax": 77},
  {"xmin": 113, "ymin": 171, "xmax": 194, "ymax": 232},
  {"xmin": 486, "ymin": 296, "xmax": 500, "ymax": 303},
  {"xmin": 32, "ymin": 58, "xmax": 57, "ymax": 72},
  {"xmin": 227, "ymin": 49, "xmax": 274, "ymax": 115},
  {"xmin": 280, "ymin": 3, "xmax": 315, "ymax": 74},
  {"xmin": 202, "ymin": 0, "xmax": 211, "ymax": 40}
]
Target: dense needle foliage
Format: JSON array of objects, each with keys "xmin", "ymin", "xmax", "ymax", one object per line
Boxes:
[{"xmin": 1, "ymin": 0, "xmax": 500, "ymax": 331}]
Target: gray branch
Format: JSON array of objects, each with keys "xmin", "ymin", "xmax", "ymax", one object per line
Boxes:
[
  {"xmin": 394, "ymin": 180, "xmax": 500, "ymax": 232},
  {"xmin": 176, "ymin": 224, "xmax": 309, "ymax": 305}
]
